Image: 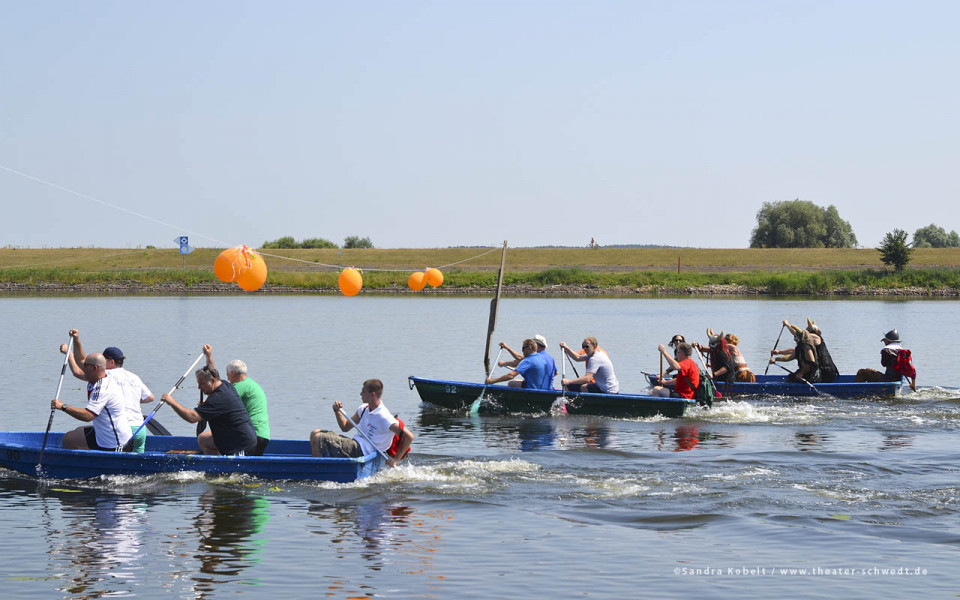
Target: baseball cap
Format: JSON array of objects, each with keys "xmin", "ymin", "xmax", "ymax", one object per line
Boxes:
[{"xmin": 103, "ymin": 347, "xmax": 125, "ymax": 362}]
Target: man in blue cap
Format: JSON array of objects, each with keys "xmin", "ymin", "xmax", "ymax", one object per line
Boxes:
[{"xmin": 61, "ymin": 329, "xmax": 155, "ymax": 452}]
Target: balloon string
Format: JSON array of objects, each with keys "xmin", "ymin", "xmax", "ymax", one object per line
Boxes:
[
  {"xmin": 255, "ymin": 247, "xmax": 500, "ymax": 273},
  {"xmin": 0, "ymin": 163, "xmax": 233, "ymax": 247},
  {"xmin": 2, "ymin": 163, "xmax": 501, "ymax": 274}
]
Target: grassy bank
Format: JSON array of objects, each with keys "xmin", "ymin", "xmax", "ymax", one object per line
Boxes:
[
  {"xmin": 3, "ymin": 265, "xmax": 960, "ymax": 295},
  {"xmin": 3, "ymin": 247, "xmax": 960, "ymax": 295},
  {"xmin": 5, "ymin": 246, "xmax": 960, "ymax": 273}
]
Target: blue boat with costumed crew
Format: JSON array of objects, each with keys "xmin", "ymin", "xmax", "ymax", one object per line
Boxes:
[
  {"xmin": 0, "ymin": 432, "xmax": 384, "ymax": 481},
  {"xmin": 645, "ymin": 373, "xmax": 903, "ymax": 399}
]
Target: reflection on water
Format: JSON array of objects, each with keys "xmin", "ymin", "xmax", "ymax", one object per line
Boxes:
[
  {"xmin": 45, "ymin": 489, "xmax": 146, "ymax": 598},
  {"xmin": 651, "ymin": 425, "xmax": 740, "ymax": 452},
  {"xmin": 418, "ymin": 412, "xmax": 755, "ymax": 452},
  {"xmin": 880, "ymin": 433, "xmax": 913, "ymax": 451},
  {"xmin": 308, "ymin": 501, "xmax": 415, "ymax": 569},
  {"xmin": 517, "ymin": 420, "xmax": 557, "ymax": 451},
  {"xmin": 672, "ymin": 425, "xmax": 700, "ymax": 451},
  {"xmin": 794, "ymin": 431, "xmax": 831, "ymax": 451},
  {"xmin": 306, "ymin": 500, "xmax": 454, "ymax": 597},
  {"xmin": 190, "ymin": 488, "xmax": 270, "ymax": 596},
  {"xmin": 37, "ymin": 485, "xmax": 272, "ymax": 599}
]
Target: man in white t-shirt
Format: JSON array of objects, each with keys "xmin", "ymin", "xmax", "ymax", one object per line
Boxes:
[
  {"xmin": 558, "ymin": 336, "xmax": 620, "ymax": 393},
  {"xmin": 61, "ymin": 330, "xmax": 156, "ymax": 451},
  {"xmin": 52, "ymin": 353, "xmax": 133, "ymax": 451},
  {"xmin": 309, "ymin": 379, "xmax": 414, "ymax": 468}
]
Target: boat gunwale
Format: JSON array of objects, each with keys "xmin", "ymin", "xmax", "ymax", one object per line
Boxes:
[
  {"xmin": 0, "ymin": 432, "xmax": 383, "ymax": 480},
  {"xmin": 409, "ymin": 376, "xmax": 696, "ymax": 406}
]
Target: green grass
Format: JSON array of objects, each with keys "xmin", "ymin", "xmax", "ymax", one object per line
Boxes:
[
  {"xmin": 3, "ymin": 247, "xmax": 960, "ymax": 294},
  {"xmin": 2, "ymin": 266, "xmax": 959, "ymax": 295},
  {"xmin": 5, "ymin": 246, "xmax": 960, "ymax": 272}
]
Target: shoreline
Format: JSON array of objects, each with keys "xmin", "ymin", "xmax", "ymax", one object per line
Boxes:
[{"xmin": 2, "ymin": 281, "xmax": 958, "ymax": 297}]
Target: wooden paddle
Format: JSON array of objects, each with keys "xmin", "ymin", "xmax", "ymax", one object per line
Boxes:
[
  {"xmin": 471, "ymin": 347, "xmax": 503, "ymax": 415},
  {"xmin": 123, "ymin": 353, "xmax": 205, "ymax": 451},
  {"xmin": 771, "ymin": 363, "xmax": 822, "ymax": 396},
  {"xmin": 691, "ymin": 344, "xmax": 722, "ymax": 400},
  {"xmin": 37, "ymin": 336, "xmax": 73, "ymax": 474},
  {"xmin": 551, "ymin": 348, "xmax": 568, "ymax": 414},
  {"xmin": 564, "ymin": 353, "xmax": 580, "ymax": 378},
  {"xmin": 764, "ymin": 324, "xmax": 787, "ymax": 375}
]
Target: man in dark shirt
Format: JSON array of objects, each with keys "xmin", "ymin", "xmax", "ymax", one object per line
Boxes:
[{"xmin": 162, "ymin": 365, "xmax": 257, "ymax": 455}]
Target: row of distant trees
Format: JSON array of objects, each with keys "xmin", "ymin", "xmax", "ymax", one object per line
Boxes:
[
  {"xmin": 749, "ymin": 200, "xmax": 959, "ymax": 250},
  {"xmin": 262, "ymin": 235, "xmax": 374, "ymax": 249},
  {"xmin": 873, "ymin": 225, "xmax": 960, "ymax": 272}
]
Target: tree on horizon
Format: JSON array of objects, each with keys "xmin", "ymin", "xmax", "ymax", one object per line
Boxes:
[{"xmin": 749, "ymin": 200, "xmax": 857, "ymax": 248}]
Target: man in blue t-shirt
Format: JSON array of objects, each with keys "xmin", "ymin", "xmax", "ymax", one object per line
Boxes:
[
  {"xmin": 485, "ymin": 339, "xmax": 554, "ymax": 390},
  {"xmin": 497, "ymin": 334, "xmax": 557, "ymax": 389}
]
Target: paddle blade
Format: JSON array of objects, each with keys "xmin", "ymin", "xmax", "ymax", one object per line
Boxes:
[
  {"xmin": 146, "ymin": 419, "xmax": 171, "ymax": 436},
  {"xmin": 469, "ymin": 393, "xmax": 483, "ymax": 415}
]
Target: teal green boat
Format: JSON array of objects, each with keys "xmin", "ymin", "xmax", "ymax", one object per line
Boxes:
[{"xmin": 409, "ymin": 376, "xmax": 694, "ymax": 418}]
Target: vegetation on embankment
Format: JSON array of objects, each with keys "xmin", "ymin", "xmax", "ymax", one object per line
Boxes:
[
  {"xmin": 3, "ymin": 247, "xmax": 960, "ymax": 295},
  {"xmin": 6, "ymin": 246, "xmax": 960, "ymax": 272},
  {"xmin": 3, "ymin": 265, "xmax": 960, "ymax": 296}
]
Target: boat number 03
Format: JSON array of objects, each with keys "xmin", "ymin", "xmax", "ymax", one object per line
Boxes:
[
  {"xmin": 6, "ymin": 449, "xmax": 19, "ymax": 461},
  {"xmin": 444, "ymin": 385, "xmax": 457, "ymax": 394}
]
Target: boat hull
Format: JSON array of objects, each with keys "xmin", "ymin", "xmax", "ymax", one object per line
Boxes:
[
  {"xmin": 645, "ymin": 373, "xmax": 902, "ymax": 398},
  {"xmin": 410, "ymin": 377, "xmax": 694, "ymax": 418},
  {"xmin": 0, "ymin": 432, "xmax": 383, "ymax": 481}
]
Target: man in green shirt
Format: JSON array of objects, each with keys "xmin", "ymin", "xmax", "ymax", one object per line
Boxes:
[{"xmin": 203, "ymin": 344, "xmax": 270, "ymax": 455}]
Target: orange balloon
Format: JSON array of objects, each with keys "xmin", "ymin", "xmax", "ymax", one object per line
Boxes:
[
  {"xmin": 408, "ymin": 271, "xmax": 427, "ymax": 291},
  {"xmin": 214, "ymin": 247, "xmax": 242, "ymax": 283},
  {"xmin": 339, "ymin": 268, "xmax": 363, "ymax": 296},
  {"xmin": 425, "ymin": 267, "xmax": 444, "ymax": 287},
  {"xmin": 236, "ymin": 251, "xmax": 268, "ymax": 291}
]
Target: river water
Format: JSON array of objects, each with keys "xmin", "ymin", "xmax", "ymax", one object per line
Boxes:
[{"xmin": 1, "ymin": 295, "xmax": 958, "ymax": 598}]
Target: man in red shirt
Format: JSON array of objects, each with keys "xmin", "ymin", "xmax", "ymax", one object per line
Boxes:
[{"xmin": 651, "ymin": 342, "xmax": 699, "ymax": 398}]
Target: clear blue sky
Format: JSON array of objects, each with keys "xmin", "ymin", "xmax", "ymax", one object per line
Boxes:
[{"xmin": 2, "ymin": 0, "xmax": 957, "ymax": 249}]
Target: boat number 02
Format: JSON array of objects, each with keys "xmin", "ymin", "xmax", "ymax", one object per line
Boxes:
[
  {"xmin": 6, "ymin": 449, "xmax": 19, "ymax": 461},
  {"xmin": 444, "ymin": 385, "xmax": 457, "ymax": 394}
]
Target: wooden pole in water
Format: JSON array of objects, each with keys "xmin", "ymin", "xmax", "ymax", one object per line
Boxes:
[{"xmin": 484, "ymin": 241, "xmax": 508, "ymax": 376}]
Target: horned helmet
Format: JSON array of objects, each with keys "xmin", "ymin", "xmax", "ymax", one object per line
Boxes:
[{"xmin": 706, "ymin": 327, "xmax": 725, "ymax": 347}]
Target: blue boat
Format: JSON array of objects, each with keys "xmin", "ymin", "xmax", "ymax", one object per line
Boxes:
[
  {"xmin": 410, "ymin": 376, "xmax": 695, "ymax": 418},
  {"xmin": 0, "ymin": 432, "xmax": 384, "ymax": 481},
  {"xmin": 645, "ymin": 373, "xmax": 903, "ymax": 399}
]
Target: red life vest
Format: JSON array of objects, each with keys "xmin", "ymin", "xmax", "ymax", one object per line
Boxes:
[
  {"xmin": 387, "ymin": 417, "xmax": 410, "ymax": 459},
  {"xmin": 894, "ymin": 349, "xmax": 916, "ymax": 379}
]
